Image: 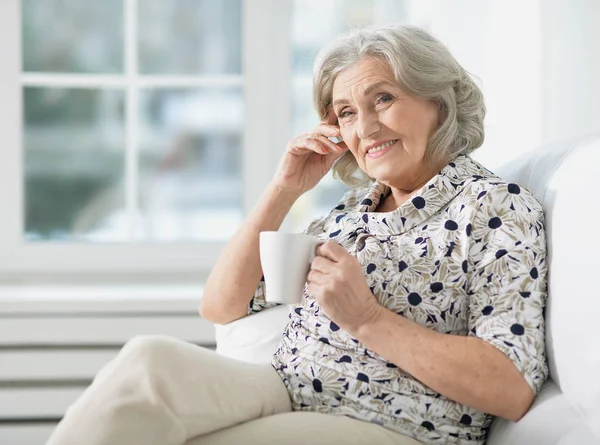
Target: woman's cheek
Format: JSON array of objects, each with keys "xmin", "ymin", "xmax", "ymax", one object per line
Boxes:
[{"xmin": 340, "ymin": 125, "xmax": 356, "ymax": 153}]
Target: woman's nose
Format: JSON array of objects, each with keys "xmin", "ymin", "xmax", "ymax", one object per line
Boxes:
[{"xmin": 356, "ymin": 111, "xmax": 382, "ymax": 140}]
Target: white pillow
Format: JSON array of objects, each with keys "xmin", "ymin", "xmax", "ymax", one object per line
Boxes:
[{"xmin": 214, "ymin": 305, "xmax": 291, "ymax": 364}]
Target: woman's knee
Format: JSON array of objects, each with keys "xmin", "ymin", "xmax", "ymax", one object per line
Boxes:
[{"xmin": 119, "ymin": 335, "xmax": 180, "ymax": 369}]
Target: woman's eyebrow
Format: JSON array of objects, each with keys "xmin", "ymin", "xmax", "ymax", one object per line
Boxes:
[
  {"xmin": 332, "ymin": 98, "xmax": 349, "ymax": 107},
  {"xmin": 363, "ymin": 80, "xmax": 394, "ymax": 96},
  {"xmin": 333, "ymin": 80, "xmax": 395, "ymax": 107}
]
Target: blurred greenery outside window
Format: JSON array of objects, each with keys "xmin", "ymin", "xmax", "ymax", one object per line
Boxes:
[{"xmin": 22, "ymin": 0, "xmax": 243, "ymax": 242}]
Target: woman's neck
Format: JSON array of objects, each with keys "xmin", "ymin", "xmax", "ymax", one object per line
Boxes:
[{"xmin": 378, "ymin": 157, "xmax": 449, "ymax": 212}]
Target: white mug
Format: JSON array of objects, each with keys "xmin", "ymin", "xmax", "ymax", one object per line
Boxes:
[{"xmin": 259, "ymin": 231, "xmax": 323, "ymax": 304}]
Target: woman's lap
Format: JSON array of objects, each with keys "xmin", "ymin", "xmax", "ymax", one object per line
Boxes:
[
  {"xmin": 186, "ymin": 411, "xmax": 423, "ymax": 445},
  {"xmin": 48, "ymin": 336, "xmax": 293, "ymax": 445},
  {"xmin": 48, "ymin": 335, "xmax": 423, "ymax": 445}
]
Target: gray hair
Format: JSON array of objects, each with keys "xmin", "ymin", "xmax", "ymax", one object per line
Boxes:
[{"xmin": 313, "ymin": 25, "xmax": 486, "ymax": 187}]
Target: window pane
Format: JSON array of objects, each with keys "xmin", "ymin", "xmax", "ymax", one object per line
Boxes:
[
  {"xmin": 138, "ymin": 88, "xmax": 243, "ymax": 241},
  {"xmin": 21, "ymin": 0, "xmax": 124, "ymax": 73},
  {"xmin": 291, "ymin": 0, "xmax": 408, "ymax": 75},
  {"xmin": 24, "ymin": 88, "xmax": 126, "ymax": 241},
  {"xmin": 138, "ymin": 0, "xmax": 242, "ymax": 75},
  {"xmin": 289, "ymin": 0, "xmax": 409, "ymax": 232}
]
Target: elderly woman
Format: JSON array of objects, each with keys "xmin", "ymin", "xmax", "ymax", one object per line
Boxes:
[{"xmin": 48, "ymin": 25, "xmax": 547, "ymax": 445}]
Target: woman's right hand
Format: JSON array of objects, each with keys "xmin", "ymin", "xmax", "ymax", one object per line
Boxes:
[{"xmin": 271, "ymin": 113, "xmax": 349, "ymax": 195}]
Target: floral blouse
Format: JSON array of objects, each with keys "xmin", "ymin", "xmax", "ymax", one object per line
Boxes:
[{"xmin": 248, "ymin": 155, "xmax": 548, "ymax": 444}]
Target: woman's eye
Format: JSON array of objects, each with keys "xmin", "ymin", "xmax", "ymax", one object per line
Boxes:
[
  {"xmin": 377, "ymin": 93, "xmax": 393, "ymax": 104},
  {"xmin": 339, "ymin": 110, "xmax": 354, "ymax": 118}
]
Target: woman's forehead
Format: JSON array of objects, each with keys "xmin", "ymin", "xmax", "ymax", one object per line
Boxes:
[{"xmin": 332, "ymin": 58, "xmax": 398, "ymax": 101}]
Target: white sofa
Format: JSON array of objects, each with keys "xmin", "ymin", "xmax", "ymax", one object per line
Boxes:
[{"xmin": 214, "ymin": 134, "xmax": 600, "ymax": 444}]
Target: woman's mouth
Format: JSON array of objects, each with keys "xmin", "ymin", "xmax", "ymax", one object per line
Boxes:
[{"xmin": 366, "ymin": 140, "xmax": 398, "ymax": 159}]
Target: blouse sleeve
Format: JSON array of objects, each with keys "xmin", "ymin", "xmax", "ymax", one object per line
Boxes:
[
  {"xmin": 467, "ymin": 184, "xmax": 549, "ymax": 396},
  {"xmin": 247, "ymin": 276, "xmax": 282, "ymax": 316}
]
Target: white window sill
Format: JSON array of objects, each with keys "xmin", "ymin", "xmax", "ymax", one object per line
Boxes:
[{"xmin": 0, "ymin": 283, "xmax": 204, "ymax": 314}]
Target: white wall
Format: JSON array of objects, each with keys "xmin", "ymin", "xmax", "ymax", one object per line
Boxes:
[
  {"xmin": 414, "ymin": 0, "xmax": 543, "ymax": 170},
  {"xmin": 542, "ymin": 0, "xmax": 600, "ymax": 145},
  {"xmin": 409, "ymin": 0, "xmax": 600, "ymax": 170}
]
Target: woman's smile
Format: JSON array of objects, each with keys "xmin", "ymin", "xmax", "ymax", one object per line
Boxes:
[{"xmin": 366, "ymin": 139, "xmax": 398, "ymax": 159}]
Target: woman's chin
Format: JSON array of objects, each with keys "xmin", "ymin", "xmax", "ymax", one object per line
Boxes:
[
  {"xmin": 359, "ymin": 163, "xmax": 400, "ymax": 185},
  {"xmin": 367, "ymin": 168, "xmax": 397, "ymax": 184}
]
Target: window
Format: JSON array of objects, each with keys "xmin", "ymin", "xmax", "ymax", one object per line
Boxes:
[
  {"xmin": 0, "ymin": 0, "xmax": 291, "ymax": 278},
  {"xmin": 22, "ymin": 0, "xmax": 243, "ymax": 243},
  {"xmin": 0, "ymin": 0, "xmax": 545, "ymax": 280}
]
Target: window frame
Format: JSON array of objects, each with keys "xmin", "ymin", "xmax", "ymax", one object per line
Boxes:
[{"xmin": 0, "ymin": 0, "xmax": 293, "ymax": 281}]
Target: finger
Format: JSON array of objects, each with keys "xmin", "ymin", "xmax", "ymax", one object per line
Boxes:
[
  {"xmin": 315, "ymin": 126, "xmax": 349, "ymax": 154},
  {"xmin": 310, "ymin": 255, "xmax": 334, "ymax": 273},
  {"xmin": 307, "ymin": 133, "xmax": 344, "ymax": 153},
  {"xmin": 316, "ymin": 241, "xmax": 347, "ymax": 262},
  {"xmin": 307, "ymin": 269, "xmax": 327, "ymax": 285},
  {"xmin": 314, "ymin": 123, "xmax": 345, "ymax": 146},
  {"xmin": 314, "ymin": 122, "xmax": 340, "ymax": 138},
  {"xmin": 288, "ymin": 136, "xmax": 328, "ymax": 155},
  {"xmin": 307, "ymin": 281, "xmax": 319, "ymax": 299}
]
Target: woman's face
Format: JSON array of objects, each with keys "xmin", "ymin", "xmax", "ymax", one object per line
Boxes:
[{"xmin": 331, "ymin": 57, "xmax": 440, "ymax": 190}]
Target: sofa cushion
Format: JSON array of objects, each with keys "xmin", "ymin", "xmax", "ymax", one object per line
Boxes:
[
  {"xmin": 214, "ymin": 304, "xmax": 291, "ymax": 364},
  {"xmin": 556, "ymin": 406, "xmax": 600, "ymax": 445},
  {"xmin": 495, "ymin": 134, "xmax": 600, "ymax": 417}
]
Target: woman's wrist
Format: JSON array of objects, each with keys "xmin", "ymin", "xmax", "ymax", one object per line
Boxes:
[
  {"xmin": 243, "ymin": 182, "xmax": 302, "ymax": 233},
  {"xmin": 264, "ymin": 181, "xmax": 304, "ymax": 205}
]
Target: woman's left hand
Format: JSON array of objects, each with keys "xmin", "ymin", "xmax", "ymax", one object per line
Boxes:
[{"xmin": 307, "ymin": 241, "xmax": 383, "ymax": 334}]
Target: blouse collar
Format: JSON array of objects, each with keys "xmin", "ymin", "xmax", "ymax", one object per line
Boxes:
[{"xmin": 350, "ymin": 155, "xmax": 492, "ymax": 236}]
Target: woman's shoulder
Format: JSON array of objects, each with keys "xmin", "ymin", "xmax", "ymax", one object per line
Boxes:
[{"xmin": 459, "ymin": 157, "xmax": 544, "ymax": 217}]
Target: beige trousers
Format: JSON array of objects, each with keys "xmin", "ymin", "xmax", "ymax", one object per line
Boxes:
[{"xmin": 47, "ymin": 335, "xmax": 422, "ymax": 445}]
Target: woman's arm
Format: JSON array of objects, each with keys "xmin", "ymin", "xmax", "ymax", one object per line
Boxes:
[
  {"xmin": 309, "ymin": 240, "xmax": 537, "ymax": 422},
  {"xmin": 199, "ymin": 183, "xmax": 299, "ymax": 325},
  {"xmin": 308, "ymin": 240, "xmax": 536, "ymax": 422},
  {"xmin": 352, "ymin": 308, "xmax": 534, "ymax": 422},
  {"xmin": 200, "ymin": 117, "xmax": 345, "ymax": 325}
]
